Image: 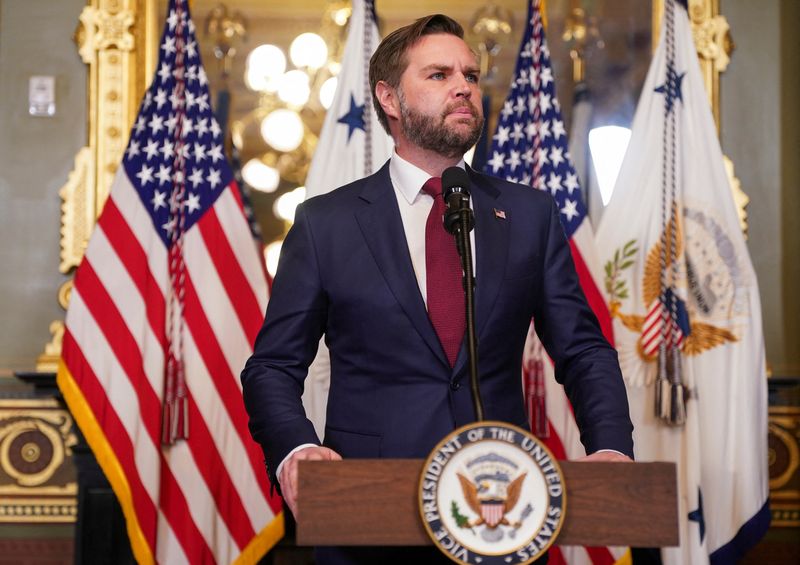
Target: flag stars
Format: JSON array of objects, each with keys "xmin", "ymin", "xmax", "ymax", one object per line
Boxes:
[
  {"xmin": 210, "ymin": 118, "xmax": 221, "ymax": 138},
  {"xmin": 134, "ymin": 116, "xmax": 147, "ymax": 135},
  {"xmin": 539, "ymin": 120, "xmax": 551, "ymax": 139},
  {"xmin": 501, "ymin": 100, "xmax": 514, "ymax": 120},
  {"xmin": 156, "ymin": 165, "xmax": 172, "ymax": 185},
  {"xmin": 550, "ymin": 146, "xmax": 565, "ymax": 167},
  {"xmin": 125, "ymin": 140, "xmax": 141, "ymax": 160},
  {"xmin": 161, "ymin": 139, "xmax": 175, "ymax": 160},
  {"xmin": 198, "ymin": 66, "xmax": 208, "ymax": 86},
  {"xmin": 539, "ymin": 66, "xmax": 554, "ymax": 87},
  {"xmin": 185, "ymin": 192, "xmax": 201, "ymax": 213},
  {"xmin": 514, "ymin": 96, "xmax": 526, "ymax": 117},
  {"xmin": 207, "ymin": 169, "xmax": 222, "ymax": 189},
  {"xmin": 208, "ymin": 144, "xmax": 224, "ymax": 163},
  {"xmin": 506, "ymin": 150, "xmax": 522, "ymax": 171},
  {"xmin": 154, "ymin": 88, "xmax": 168, "ymax": 110},
  {"xmin": 487, "ymin": 151, "xmax": 505, "ymax": 173},
  {"xmin": 564, "ymin": 172, "xmax": 580, "ymax": 194},
  {"xmin": 188, "ymin": 168, "xmax": 204, "ymax": 188},
  {"xmin": 162, "ymin": 35, "xmax": 177, "ymax": 55},
  {"xmin": 148, "ymin": 114, "xmax": 165, "ymax": 135},
  {"xmin": 538, "ymin": 93, "xmax": 552, "ymax": 113},
  {"xmin": 144, "ymin": 139, "xmax": 160, "ymax": 160},
  {"xmin": 552, "ymin": 119, "xmax": 566, "ymax": 140},
  {"xmin": 511, "ymin": 123, "xmax": 525, "ymax": 144},
  {"xmin": 152, "ymin": 190, "xmax": 167, "ymax": 210},
  {"xmin": 136, "ymin": 164, "xmax": 155, "ymax": 186},
  {"xmin": 560, "ymin": 199, "xmax": 579, "ymax": 221},
  {"xmin": 166, "ymin": 113, "xmax": 178, "ymax": 134},
  {"xmin": 158, "ymin": 62, "xmax": 172, "ymax": 83},
  {"xmin": 493, "ymin": 126, "xmax": 510, "ymax": 147},
  {"xmin": 547, "ymin": 172, "xmax": 562, "ymax": 193},
  {"xmin": 194, "ymin": 143, "xmax": 207, "ymax": 161},
  {"xmin": 195, "ymin": 118, "xmax": 209, "ymax": 137},
  {"xmin": 166, "ymin": 9, "xmax": 178, "ymax": 30}
]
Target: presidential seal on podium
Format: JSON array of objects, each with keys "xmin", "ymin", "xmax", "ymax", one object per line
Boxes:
[{"xmin": 419, "ymin": 421, "xmax": 566, "ymax": 564}]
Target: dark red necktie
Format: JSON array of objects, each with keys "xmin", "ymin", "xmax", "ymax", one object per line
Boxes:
[{"xmin": 422, "ymin": 177, "xmax": 465, "ymax": 367}]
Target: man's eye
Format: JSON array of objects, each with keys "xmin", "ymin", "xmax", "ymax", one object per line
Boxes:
[
  {"xmin": 430, "ymin": 72, "xmax": 445, "ymax": 80},
  {"xmin": 466, "ymin": 74, "xmax": 479, "ymax": 84}
]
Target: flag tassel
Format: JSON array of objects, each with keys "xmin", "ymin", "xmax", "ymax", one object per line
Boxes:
[{"xmin": 655, "ymin": 348, "xmax": 686, "ymax": 426}]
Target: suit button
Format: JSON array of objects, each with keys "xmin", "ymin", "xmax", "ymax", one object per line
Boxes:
[{"xmin": 450, "ymin": 381, "xmax": 461, "ymax": 391}]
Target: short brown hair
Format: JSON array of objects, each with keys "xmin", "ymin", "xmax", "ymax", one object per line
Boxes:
[{"xmin": 369, "ymin": 14, "xmax": 465, "ymax": 134}]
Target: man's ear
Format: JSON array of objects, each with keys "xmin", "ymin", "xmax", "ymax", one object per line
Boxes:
[{"xmin": 375, "ymin": 81, "xmax": 400, "ymax": 122}]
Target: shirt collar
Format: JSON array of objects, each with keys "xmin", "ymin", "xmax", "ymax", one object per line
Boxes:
[{"xmin": 389, "ymin": 150, "xmax": 467, "ymax": 204}]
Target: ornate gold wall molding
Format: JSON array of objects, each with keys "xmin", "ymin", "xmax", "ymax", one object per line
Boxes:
[
  {"xmin": 0, "ymin": 399, "xmax": 78, "ymax": 523},
  {"xmin": 768, "ymin": 406, "xmax": 800, "ymax": 527},
  {"xmin": 38, "ymin": 0, "xmax": 159, "ymax": 369}
]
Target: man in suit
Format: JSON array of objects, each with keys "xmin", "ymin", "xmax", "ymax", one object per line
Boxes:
[{"xmin": 241, "ymin": 14, "xmax": 633, "ymax": 562}]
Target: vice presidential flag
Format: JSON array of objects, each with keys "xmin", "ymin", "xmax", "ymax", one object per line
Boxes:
[
  {"xmin": 595, "ymin": 0, "xmax": 770, "ymax": 562},
  {"xmin": 301, "ymin": 0, "xmax": 393, "ymax": 438},
  {"xmin": 485, "ymin": 2, "xmax": 625, "ymax": 564},
  {"xmin": 58, "ymin": 0, "xmax": 283, "ymax": 562}
]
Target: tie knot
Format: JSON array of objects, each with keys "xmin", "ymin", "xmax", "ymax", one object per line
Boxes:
[{"xmin": 422, "ymin": 177, "xmax": 442, "ymax": 199}]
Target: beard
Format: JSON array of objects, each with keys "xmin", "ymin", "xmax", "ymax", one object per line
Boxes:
[{"xmin": 398, "ymin": 90, "xmax": 484, "ymax": 159}]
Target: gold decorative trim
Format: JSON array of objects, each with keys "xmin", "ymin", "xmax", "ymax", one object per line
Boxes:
[
  {"xmin": 723, "ymin": 155, "xmax": 748, "ymax": 237},
  {"xmin": 35, "ymin": 321, "xmax": 65, "ymax": 373},
  {"xmin": 0, "ymin": 399, "xmax": 78, "ymax": 524},
  {"xmin": 59, "ymin": 147, "xmax": 94, "ymax": 273},
  {"xmin": 768, "ymin": 406, "xmax": 800, "ymax": 528}
]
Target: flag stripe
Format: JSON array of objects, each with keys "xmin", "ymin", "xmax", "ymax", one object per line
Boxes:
[
  {"xmin": 97, "ymin": 197, "xmax": 167, "ymax": 350},
  {"xmin": 182, "ymin": 330, "xmax": 275, "ymax": 528},
  {"xmin": 197, "ymin": 203, "xmax": 265, "ymax": 342},
  {"xmin": 184, "ymin": 230, "xmax": 254, "ymax": 386},
  {"xmin": 85, "ymin": 226, "xmax": 166, "ymax": 400},
  {"xmin": 214, "ymin": 187, "xmax": 269, "ymax": 314},
  {"xmin": 568, "ymin": 240, "xmax": 613, "ymax": 345},
  {"xmin": 61, "ymin": 329, "xmax": 159, "ymax": 549},
  {"xmin": 182, "ymin": 275, "xmax": 275, "ymax": 504},
  {"xmin": 72, "ymin": 261, "xmax": 234, "ymax": 562}
]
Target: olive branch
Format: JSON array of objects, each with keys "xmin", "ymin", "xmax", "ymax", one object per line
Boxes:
[
  {"xmin": 451, "ymin": 501, "xmax": 474, "ymax": 532},
  {"xmin": 604, "ymin": 239, "xmax": 638, "ymax": 303}
]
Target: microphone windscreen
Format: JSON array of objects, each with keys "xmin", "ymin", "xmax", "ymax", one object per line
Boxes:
[{"xmin": 442, "ymin": 166, "xmax": 471, "ymax": 198}]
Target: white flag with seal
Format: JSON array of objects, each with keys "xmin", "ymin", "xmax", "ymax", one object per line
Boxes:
[{"xmin": 595, "ymin": 1, "xmax": 770, "ymax": 563}]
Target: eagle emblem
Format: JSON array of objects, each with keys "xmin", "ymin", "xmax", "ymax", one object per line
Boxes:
[
  {"xmin": 451, "ymin": 453, "xmax": 532, "ymax": 542},
  {"xmin": 605, "ymin": 212, "xmax": 738, "ymax": 363}
]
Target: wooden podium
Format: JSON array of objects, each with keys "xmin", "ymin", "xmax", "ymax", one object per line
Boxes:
[{"xmin": 297, "ymin": 460, "xmax": 678, "ymax": 548}]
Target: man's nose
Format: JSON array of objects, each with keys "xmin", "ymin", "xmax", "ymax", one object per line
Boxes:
[{"xmin": 453, "ymin": 74, "xmax": 473, "ymax": 97}]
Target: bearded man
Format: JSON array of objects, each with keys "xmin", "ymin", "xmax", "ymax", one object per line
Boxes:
[{"xmin": 241, "ymin": 14, "xmax": 634, "ymax": 565}]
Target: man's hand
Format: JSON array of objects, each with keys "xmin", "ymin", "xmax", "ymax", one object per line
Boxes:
[
  {"xmin": 279, "ymin": 446, "xmax": 342, "ymax": 517},
  {"xmin": 579, "ymin": 450, "xmax": 633, "ymax": 462}
]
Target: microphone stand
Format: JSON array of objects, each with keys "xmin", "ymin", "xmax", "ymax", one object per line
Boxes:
[{"xmin": 447, "ymin": 202, "xmax": 483, "ymax": 422}]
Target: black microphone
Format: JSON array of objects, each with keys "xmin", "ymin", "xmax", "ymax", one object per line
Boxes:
[{"xmin": 441, "ymin": 166, "xmax": 474, "ymax": 235}]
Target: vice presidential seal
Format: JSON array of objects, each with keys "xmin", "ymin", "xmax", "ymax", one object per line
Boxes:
[{"xmin": 419, "ymin": 422, "xmax": 566, "ymax": 564}]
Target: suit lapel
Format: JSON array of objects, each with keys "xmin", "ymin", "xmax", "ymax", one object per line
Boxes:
[
  {"xmin": 354, "ymin": 163, "xmax": 451, "ymax": 369},
  {"xmin": 453, "ymin": 168, "xmax": 509, "ymax": 376}
]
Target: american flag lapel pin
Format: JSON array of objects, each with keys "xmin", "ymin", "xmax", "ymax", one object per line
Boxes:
[{"xmin": 493, "ymin": 208, "xmax": 507, "ymax": 220}]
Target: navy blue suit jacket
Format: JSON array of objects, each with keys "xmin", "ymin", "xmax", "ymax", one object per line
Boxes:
[{"xmin": 241, "ymin": 161, "xmax": 633, "ymax": 485}]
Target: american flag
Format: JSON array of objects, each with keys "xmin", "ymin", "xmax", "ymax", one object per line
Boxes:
[
  {"xmin": 57, "ymin": 0, "xmax": 283, "ymax": 562},
  {"xmin": 484, "ymin": 2, "xmax": 623, "ymax": 564}
]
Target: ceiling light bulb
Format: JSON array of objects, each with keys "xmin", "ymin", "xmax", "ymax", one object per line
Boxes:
[
  {"xmin": 264, "ymin": 241, "xmax": 282, "ymax": 277},
  {"xmin": 261, "ymin": 109, "xmax": 305, "ymax": 152},
  {"xmin": 289, "ymin": 33, "xmax": 328, "ymax": 69},
  {"xmin": 241, "ymin": 159, "xmax": 280, "ymax": 193},
  {"xmin": 245, "ymin": 44, "xmax": 286, "ymax": 91},
  {"xmin": 319, "ymin": 76, "xmax": 338, "ymax": 110},
  {"xmin": 277, "ymin": 70, "xmax": 311, "ymax": 106},
  {"xmin": 273, "ymin": 186, "xmax": 307, "ymax": 223}
]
